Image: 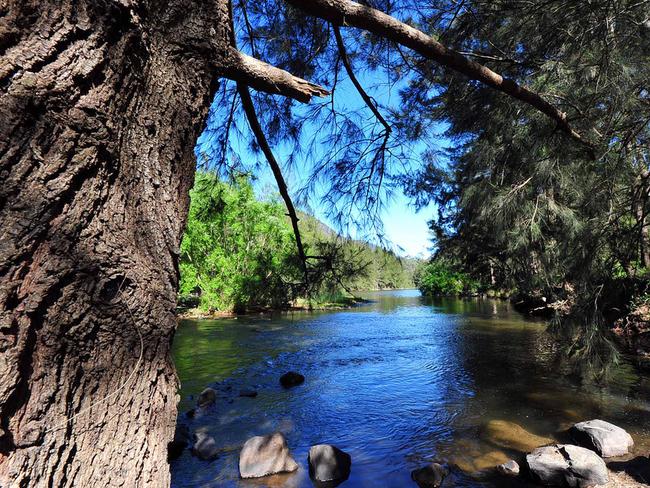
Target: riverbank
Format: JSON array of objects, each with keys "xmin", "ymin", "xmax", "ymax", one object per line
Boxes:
[{"xmin": 177, "ymin": 295, "xmax": 369, "ymax": 319}]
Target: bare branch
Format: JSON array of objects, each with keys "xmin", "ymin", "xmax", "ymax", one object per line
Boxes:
[
  {"xmin": 223, "ymin": 48, "xmax": 329, "ymax": 103},
  {"xmin": 237, "ymin": 82, "xmax": 309, "ymax": 275},
  {"xmin": 333, "ymin": 24, "xmax": 391, "ymax": 203}
]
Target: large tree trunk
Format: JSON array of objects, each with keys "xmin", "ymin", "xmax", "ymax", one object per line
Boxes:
[{"xmin": 0, "ymin": 1, "xmax": 230, "ymax": 486}]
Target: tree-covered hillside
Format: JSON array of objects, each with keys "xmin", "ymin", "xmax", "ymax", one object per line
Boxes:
[{"xmin": 179, "ymin": 172, "xmax": 419, "ymax": 312}]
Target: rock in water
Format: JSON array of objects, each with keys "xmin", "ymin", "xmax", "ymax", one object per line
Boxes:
[
  {"xmin": 570, "ymin": 419, "xmax": 634, "ymax": 458},
  {"xmin": 482, "ymin": 420, "xmax": 553, "ymax": 453},
  {"xmin": 192, "ymin": 432, "xmax": 219, "ymax": 461},
  {"xmin": 526, "ymin": 444, "xmax": 608, "ymax": 487},
  {"xmin": 197, "ymin": 387, "xmax": 217, "ymax": 408},
  {"xmin": 308, "ymin": 444, "xmax": 352, "ymax": 482},
  {"xmin": 239, "ymin": 432, "xmax": 299, "ymax": 478},
  {"xmin": 497, "ymin": 459, "xmax": 520, "ymax": 476},
  {"xmin": 168, "ymin": 424, "xmax": 190, "ymax": 461},
  {"xmin": 280, "ymin": 371, "xmax": 304, "ymax": 388},
  {"xmin": 239, "ymin": 388, "xmax": 258, "ymax": 398},
  {"xmin": 411, "ymin": 463, "xmax": 449, "ymax": 488}
]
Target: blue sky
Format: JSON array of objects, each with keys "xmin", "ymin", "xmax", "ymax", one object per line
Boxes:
[{"xmin": 196, "ymin": 60, "xmax": 447, "ymax": 259}]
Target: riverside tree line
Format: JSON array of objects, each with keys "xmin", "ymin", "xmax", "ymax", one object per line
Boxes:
[{"xmin": 179, "ymin": 172, "xmax": 418, "ymax": 313}]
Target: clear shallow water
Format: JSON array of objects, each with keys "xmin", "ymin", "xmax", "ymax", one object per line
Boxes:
[{"xmin": 171, "ymin": 290, "xmax": 650, "ymax": 487}]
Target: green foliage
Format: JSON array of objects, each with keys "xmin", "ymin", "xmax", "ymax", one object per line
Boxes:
[
  {"xmin": 399, "ymin": 0, "xmax": 650, "ymax": 329},
  {"xmin": 180, "ymin": 172, "xmax": 301, "ymax": 312},
  {"xmin": 416, "ymin": 260, "xmax": 479, "ymax": 296},
  {"xmin": 180, "ymin": 172, "xmax": 420, "ymax": 312}
]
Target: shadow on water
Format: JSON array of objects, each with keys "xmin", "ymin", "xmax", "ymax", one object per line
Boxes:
[{"xmin": 171, "ymin": 290, "xmax": 650, "ymax": 487}]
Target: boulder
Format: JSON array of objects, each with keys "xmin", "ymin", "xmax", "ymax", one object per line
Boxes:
[
  {"xmin": 192, "ymin": 432, "xmax": 219, "ymax": 461},
  {"xmin": 197, "ymin": 387, "xmax": 217, "ymax": 408},
  {"xmin": 570, "ymin": 419, "xmax": 634, "ymax": 458},
  {"xmin": 280, "ymin": 371, "xmax": 304, "ymax": 388},
  {"xmin": 239, "ymin": 388, "xmax": 258, "ymax": 398},
  {"xmin": 526, "ymin": 444, "xmax": 608, "ymax": 487},
  {"xmin": 239, "ymin": 432, "xmax": 299, "ymax": 479},
  {"xmin": 308, "ymin": 444, "xmax": 351, "ymax": 482},
  {"xmin": 411, "ymin": 462, "xmax": 449, "ymax": 488},
  {"xmin": 497, "ymin": 459, "xmax": 520, "ymax": 477}
]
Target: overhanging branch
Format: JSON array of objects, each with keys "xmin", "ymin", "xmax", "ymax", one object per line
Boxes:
[
  {"xmin": 237, "ymin": 82, "xmax": 309, "ymax": 276},
  {"xmin": 288, "ymin": 0, "xmax": 595, "ymax": 151},
  {"xmin": 224, "ymin": 49, "xmax": 329, "ymax": 103}
]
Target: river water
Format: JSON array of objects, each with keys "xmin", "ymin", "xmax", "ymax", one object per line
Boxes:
[{"xmin": 170, "ymin": 290, "xmax": 650, "ymax": 487}]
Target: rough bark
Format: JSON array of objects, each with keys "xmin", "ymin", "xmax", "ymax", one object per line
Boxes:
[
  {"xmin": 0, "ymin": 1, "xmax": 325, "ymax": 486},
  {"xmin": 0, "ymin": 2, "xmax": 229, "ymax": 486},
  {"xmin": 289, "ymin": 0, "xmax": 594, "ymax": 150}
]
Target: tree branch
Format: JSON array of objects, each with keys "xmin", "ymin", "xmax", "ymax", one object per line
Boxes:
[
  {"xmin": 237, "ymin": 82, "xmax": 309, "ymax": 276},
  {"xmin": 333, "ymin": 24, "xmax": 391, "ymax": 203},
  {"xmin": 288, "ymin": 0, "xmax": 595, "ymax": 150},
  {"xmin": 224, "ymin": 49, "xmax": 329, "ymax": 103}
]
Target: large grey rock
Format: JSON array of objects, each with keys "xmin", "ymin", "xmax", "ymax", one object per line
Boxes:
[
  {"xmin": 308, "ymin": 444, "xmax": 351, "ymax": 482},
  {"xmin": 239, "ymin": 432, "xmax": 299, "ymax": 479},
  {"xmin": 411, "ymin": 463, "xmax": 449, "ymax": 488},
  {"xmin": 197, "ymin": 387, "xmax": 217, "ymax": 408},
  {"xmin": 192, "ymin": 432, "xmax": 219, "ymax": 461},
  {"xmin": 570, "ymin": 419, "xmax": 634, "ymax": 458},
  {"xmin": 526, "ymin": 444, "xmax": 608, "ymax": 487}
]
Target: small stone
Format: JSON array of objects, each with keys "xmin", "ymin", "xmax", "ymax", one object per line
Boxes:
[
  {"xmin": 570, "ymin": 419, "xmax": 634, "ymax": 458},
  {"xmin": 239, "ymin": 388, "xmax": 258, "ymax": 398},
  {"xmin": 192, "ymin": 432, "xmax": 219, "ymax": 461},
  {"xmin": 279, "ymin": 371, "xmax": 304, "ymax": 388},
  {"xmin": 308, "ymin": 444, "xmax": 351, "ymax": 482},
  {"xmin": 497, "ymin": 459, "xmax": 520, "ymax": 476},
  {"xmin": 197, "ymin": 387, "xmax": 217, "ymax": 408},
  {"xmin": 411, "ymin": 462, "xmax": 449, "ymax": 488},
  {"xmin": 239, "ymin": 432, "xmax": 298, "ymax": 478}
]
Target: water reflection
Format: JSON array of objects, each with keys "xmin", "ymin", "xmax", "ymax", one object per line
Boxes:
[{"xmin": 171, "ymin": 290, "xmax": 650, "ymax": 487}]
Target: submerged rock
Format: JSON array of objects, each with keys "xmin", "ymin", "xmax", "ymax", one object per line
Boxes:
[
  {"xmin": 239, "ymin": 388, "xmax": 258, "ymax": 398},
  {"xmin": 168, "ymin": 424, "xmax": 190, "ymax": 461},
  {"xmin": 526, "ymin": 444, "xmax": 608, "ymax": 487},
  {"xmin": 482, "ymin": 420, "xmax": 553, "ymax": 453},
  {"xmin": 570, "ymin": 419, "xmax": 634, "ymax": 458},
  {"xmin": 411, "ymin": 462, "xmax": 449, "ymax": 488},
  {"xmin": 197, "ymin": 387, "xmax": 217, "ymax": 408},
  {"xmin": 280, "ymin": 371, "xmax": 304, "ymax": 388},
  {"xmin": 239, "ymin": 432, "xmax": 299, "ymax": 479},
  {"xmin": 308, "ymin": 444, "xmax": 351, "ymax": 482},
  {"xmin": 497, "ymin": 459, "xmax": 520, "ymax": 477},
  {"xmin": 192, "ymin": 432, "xmax": 219, "ymax": 461}
]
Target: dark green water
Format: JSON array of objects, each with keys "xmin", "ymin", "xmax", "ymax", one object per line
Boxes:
[{"xmin": 170, "ymin": 290, "xmax": 650, "ymax": 487}]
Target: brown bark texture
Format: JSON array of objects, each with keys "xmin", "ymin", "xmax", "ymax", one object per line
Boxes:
[{"xmin": 0, "ymin": 1, "xmax": 230, "ymax": 486}]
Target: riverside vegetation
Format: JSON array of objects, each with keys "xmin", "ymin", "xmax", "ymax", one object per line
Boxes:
[{"xmin": 178, "ymin": 171, "xmax": 419, "ymax": 313}]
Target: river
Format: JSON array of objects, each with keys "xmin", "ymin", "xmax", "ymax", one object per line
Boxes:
[{"xmin": 170, "ymin": 289, "xmax": 650, "ymax": 487}]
